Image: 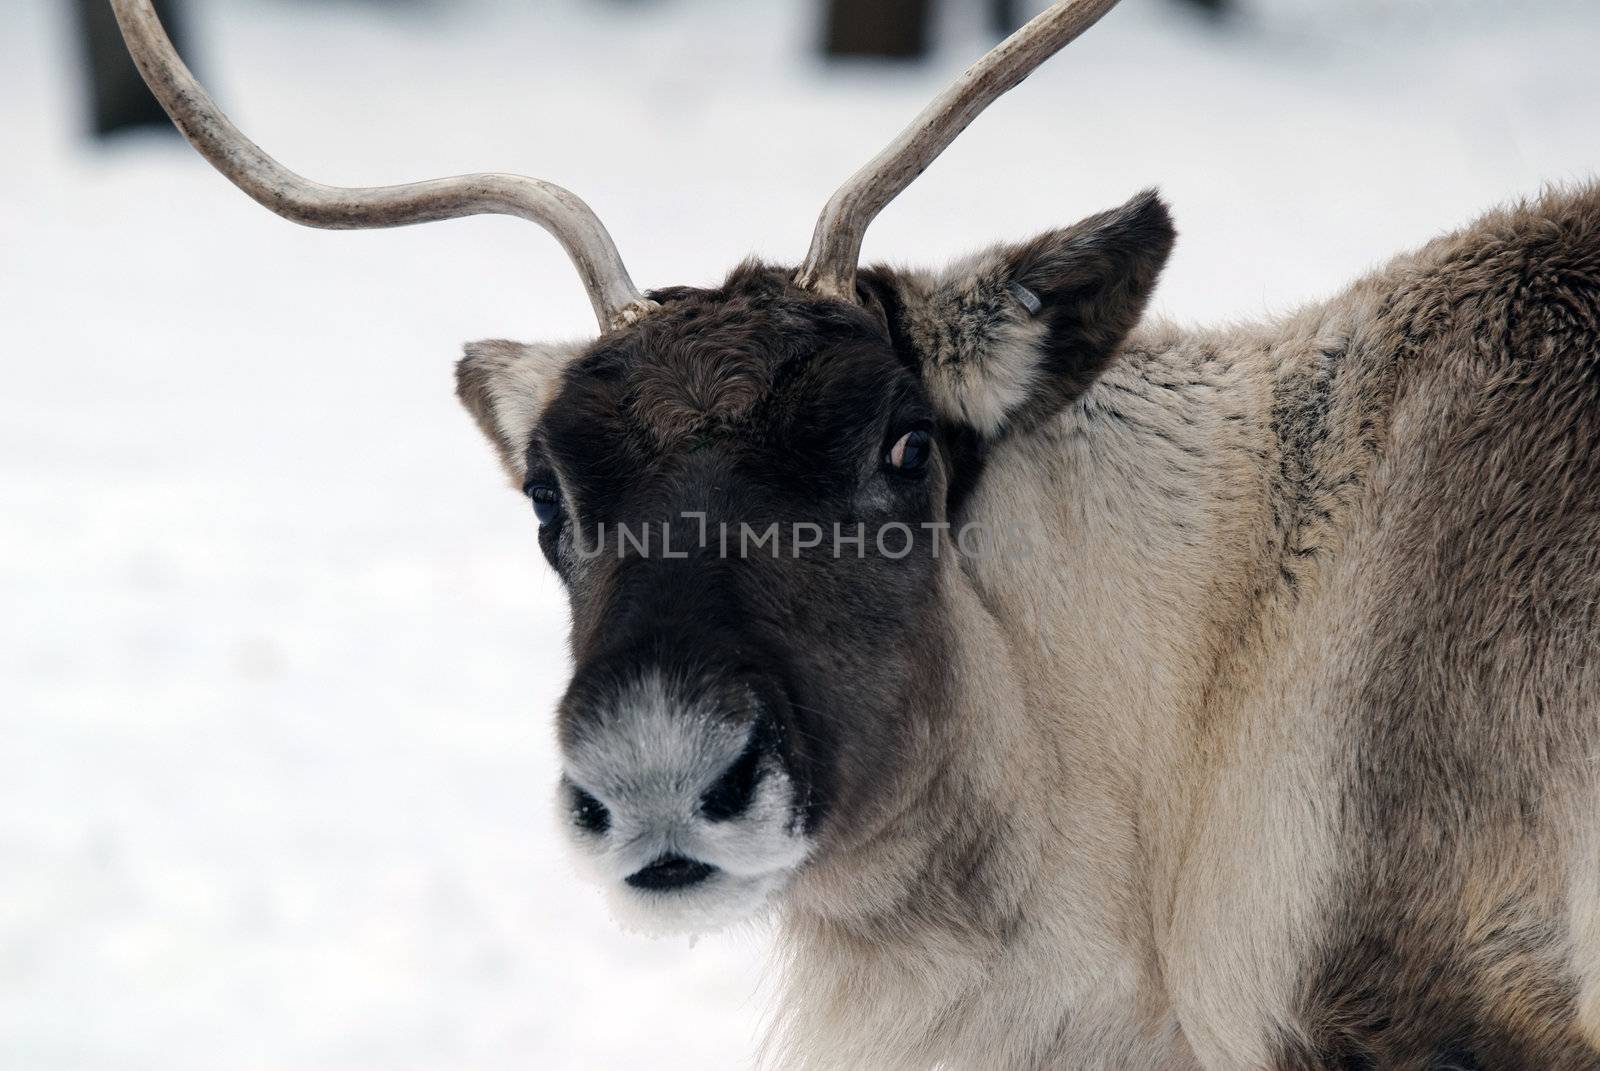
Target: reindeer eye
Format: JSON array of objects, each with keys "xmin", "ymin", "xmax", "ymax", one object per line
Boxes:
[
  {"xmin": 885, "ymin": 429, "xmax": 931, "ymax": 474},
  {"xmin": 525, "ymin": 484, "xmax": 562, "ymax": 526}
]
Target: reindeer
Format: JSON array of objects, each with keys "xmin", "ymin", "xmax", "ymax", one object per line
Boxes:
[{"xmin": 112, "ymin": 0, "xmax": 1600, "ymax": 1066}]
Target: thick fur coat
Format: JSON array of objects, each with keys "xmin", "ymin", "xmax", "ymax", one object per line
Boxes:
[
  {"xmin": 458, "ymin": 184, "xmax": 1600, "ymax": 1069},
  {"xmin": 771, "ymin": 185, "xmax": 1600, "ymax": 1069}
]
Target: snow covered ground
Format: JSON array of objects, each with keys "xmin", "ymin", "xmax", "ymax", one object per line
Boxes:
[{"xmin": 2, "ymin": 0, "xmax": 1596, "ymax": 1067}]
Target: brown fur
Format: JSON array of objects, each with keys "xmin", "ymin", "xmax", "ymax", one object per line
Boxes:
[{"xmin": 1277, "ymin": 185, "xmax": 1600, "ymax": 1068}]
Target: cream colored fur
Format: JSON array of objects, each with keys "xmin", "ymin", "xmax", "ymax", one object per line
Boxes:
[{"xmin": 765, "ymin": 185, "xmax": 1600, "ymax": 1068}]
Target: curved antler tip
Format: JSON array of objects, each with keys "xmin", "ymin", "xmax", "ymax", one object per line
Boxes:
[
  {"xmin": 797, "ymin": 0, "xmax": 1122, "ymax": 304},
  {"xmin": 111, "ymin": 0, "xmax": 645, "ymax": 334}
]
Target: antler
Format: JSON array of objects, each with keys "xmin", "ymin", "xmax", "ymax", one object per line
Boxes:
[
  {"xmin": 795, "ymin": 0, "xmax": 1124, "ymax": 301},
  {"xmin": 109, "ymin": 0, "xmax": 655, "ymax": 331}
]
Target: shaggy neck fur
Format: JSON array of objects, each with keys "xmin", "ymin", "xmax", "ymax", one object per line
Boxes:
[{"xmin": 768, "ymin": 283, "xmax": 1397, "ymax": 1069}]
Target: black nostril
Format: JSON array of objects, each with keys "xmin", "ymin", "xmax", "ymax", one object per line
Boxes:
[
  {"xmin": 568, "ymin": 782, "xmax": 611, "ymax": 835},
  {"xmin": 700, "ymin": 725, "xmax": 767, "ymax": 822},
  {"xmin": 625, "ymin": 854, "xmax": 716, "ymax": 891}
]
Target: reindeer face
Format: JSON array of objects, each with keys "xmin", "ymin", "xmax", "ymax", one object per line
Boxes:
[
  {"xmin": 457, "ymin": 192, "xmax": 1174, "ymax": 932},
  {"xmin": 459, "ymin": 268, "xmax": 947, "ymax": 931}
]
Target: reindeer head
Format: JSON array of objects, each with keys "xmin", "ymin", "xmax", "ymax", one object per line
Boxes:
[
  {"xmin": 455, "ymin": 203, "xmax": 1169, "ymax": 927},
  {"xmin": 114, "ymin": 0, "xmax": 1168, "ymax": 931}
]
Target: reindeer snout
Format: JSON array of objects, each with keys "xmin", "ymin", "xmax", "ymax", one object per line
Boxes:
[
  {"xmin": 555, "ymin": 668, "xmax": 813, "ymax": 929},
  {"xmin": 557, "ymin": 695, "xmax": 772, "ymax": 846},
  {"xmin": 560, "ymin": 712, "xmax": 769, "ymax": 840}
]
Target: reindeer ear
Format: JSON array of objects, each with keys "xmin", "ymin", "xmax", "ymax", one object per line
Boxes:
[
  {"xmin": 455, "ymin": 339, "xmax": 586, "ymax": 483},
  {"xmin": 863, "ymin": 189, "xmax": 1175, "ymax": 436}
]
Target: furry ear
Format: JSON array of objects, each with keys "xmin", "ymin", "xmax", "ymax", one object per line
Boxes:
[
  {"xmin": 455, "ymin": 339, "xmax": 586, "ymax": 483},
  {"xmin": 863, "ymin": 189, "xmax": 1175, "ymax": 436}
]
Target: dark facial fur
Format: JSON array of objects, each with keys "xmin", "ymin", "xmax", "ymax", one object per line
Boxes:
[{"xmin": 534, "ymin": 264, "xmax": 950, "ymax": 838}]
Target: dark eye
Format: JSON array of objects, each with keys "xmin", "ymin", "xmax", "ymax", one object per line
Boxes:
[
  {"xmin": 525, "ymin": 483, "xmax": 562, "ymax": 526},
  {"xmin": 885, "ymin": 429, "xmax": 931, "ymax": 474}
]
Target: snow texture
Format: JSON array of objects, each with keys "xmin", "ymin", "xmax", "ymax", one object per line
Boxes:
[{"xmin": 2, "ymin": 0, "xmax": 1596, "ymax": 1067}]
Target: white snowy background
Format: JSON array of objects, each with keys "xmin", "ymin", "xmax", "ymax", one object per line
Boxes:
[{"xmin": 2, "ymin": 0, "xmax": 1597, "ymax": 1067}]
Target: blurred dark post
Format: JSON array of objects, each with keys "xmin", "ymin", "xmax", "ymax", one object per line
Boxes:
[
  {"xmin": 824, "ymin": 0, "xmax": 1041, "ymax": 60},
  {"xmin": 824, "ymin": 0, "xmax": 932, "ymax": 59},
  {"xmin": 1174, "ymin": 0, "xmax": 1230, "ymax": 18},
  {"xmin": 76, "ymin": 0, "xmax": 188, "ymax": 137},
  {"xmin": 992, "ymin": 0, "xmax": 1023, "ymax": 36}
]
